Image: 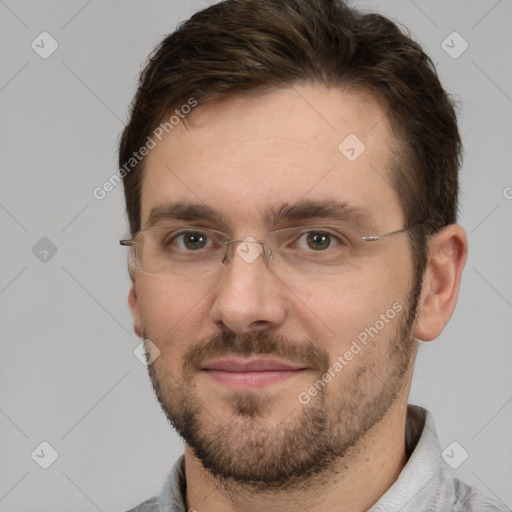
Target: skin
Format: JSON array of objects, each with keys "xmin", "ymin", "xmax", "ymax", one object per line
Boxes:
[{"xmin": 127, "ymin": 84, "xmax": 467, "ymax": 512}]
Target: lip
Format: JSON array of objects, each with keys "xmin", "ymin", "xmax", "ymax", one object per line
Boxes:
[
  {"xmin": 200, "ymin": 357, "xmax": 309, "ymax": 389},
  {"xmin": 201, "ymin": 357, "xmax": 307, "ymax": 372}
]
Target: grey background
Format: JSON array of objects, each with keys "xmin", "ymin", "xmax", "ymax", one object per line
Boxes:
[{"xmin": 1, "ymin": 0, "xmax": 511, "ymax": 510}]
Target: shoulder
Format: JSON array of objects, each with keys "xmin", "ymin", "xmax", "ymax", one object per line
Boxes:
[
  {"xmin": 124, "ymin": 496, "xmax": 159, "ymax": 512},
  {"xmin": 451, "ymin": 478, "xmax": 510, "ymax": 512}
]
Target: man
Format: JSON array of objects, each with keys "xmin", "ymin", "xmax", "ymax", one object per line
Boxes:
[{"xmin": 119, "ymin": 0, "xmax": 507, "ymax": 510}]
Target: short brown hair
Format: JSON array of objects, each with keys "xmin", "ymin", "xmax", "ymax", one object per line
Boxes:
[{"xmin": 119, "ymin": 0, "xmax": 461, "ymax": 273}]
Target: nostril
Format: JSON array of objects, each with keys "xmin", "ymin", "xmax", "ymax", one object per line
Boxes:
[{"xmin": 251, "ymin": 320, "xmax": 270, "ymax": 328}]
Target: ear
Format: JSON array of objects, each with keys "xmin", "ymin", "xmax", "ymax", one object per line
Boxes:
[
  {"xmin": 128, "ymin": 285, "xmax": 143, "ymax": 338},
  {"xmin": 414, "ymin": 224, "xmax": 468, "ymax": 341}
]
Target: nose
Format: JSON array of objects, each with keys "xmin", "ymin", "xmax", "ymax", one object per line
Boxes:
[{"xmin": 209, "ymin": 240, "xmax": 287, "ymax": 334}]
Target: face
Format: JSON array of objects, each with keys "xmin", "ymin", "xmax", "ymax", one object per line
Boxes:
[{"xmin": 130, "ymin": 84, "xmax": 422, "ymax": 489}]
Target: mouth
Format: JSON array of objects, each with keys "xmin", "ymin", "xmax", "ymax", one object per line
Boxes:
[{"xmin": 200, "ymin": 357, "xmax": 310, "ymax": 389}]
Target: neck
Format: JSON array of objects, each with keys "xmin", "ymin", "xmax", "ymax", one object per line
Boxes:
[{"xmin": 184, "ymin": 399, "xmax": 410, "ymax": 512}]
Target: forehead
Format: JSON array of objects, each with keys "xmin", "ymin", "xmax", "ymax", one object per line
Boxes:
[{"xmin": 140, "ymin": 84, "xmax": 404, "ymax": 231}]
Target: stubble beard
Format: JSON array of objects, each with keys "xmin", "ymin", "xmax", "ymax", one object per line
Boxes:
[{"xmin": 144, "ymin": 282, "xmax": 421, "ymax": 492}]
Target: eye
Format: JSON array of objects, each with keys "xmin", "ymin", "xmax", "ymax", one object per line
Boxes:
[
  {"xmin": 294, "ymin": 230, "xmax": 343, "ymax": 251},
  {"xmin": 168, "ymin": 230, "xmax": 213, "ymax": 251}
]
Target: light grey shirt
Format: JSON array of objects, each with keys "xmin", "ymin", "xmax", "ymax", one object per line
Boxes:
[{"xmin": 127, "ymin": 405, "xmax": 510, "ymax": 511}]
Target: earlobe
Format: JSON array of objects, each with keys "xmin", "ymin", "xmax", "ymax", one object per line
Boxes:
[
  {"xmin": 414, "ymin": 224, "xmax": 468, "ymax": 342},
  {"xmin": 128, "ymin": 285, "xmax": 143, "ymax": 338}
]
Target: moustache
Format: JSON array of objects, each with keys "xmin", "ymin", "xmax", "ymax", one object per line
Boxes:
[{"xmin": 182, "ymin": 329, "xmax": 330, "ymax": 381}]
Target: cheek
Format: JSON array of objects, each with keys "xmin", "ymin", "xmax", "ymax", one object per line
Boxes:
[
  {"xmin": 298, "ymin": 269, "xmax": 407, "ymax": 356},
  {"xmin": 135, "ymin": 277, "xmax": 210, "ymax": 354}
]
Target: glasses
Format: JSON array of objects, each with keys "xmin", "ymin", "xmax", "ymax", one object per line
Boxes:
[{"xmin": 120, "ymin": 222, "xmax": 422, "ymax": 279}]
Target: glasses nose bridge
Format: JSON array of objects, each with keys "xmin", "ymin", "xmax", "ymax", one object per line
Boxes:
[{"xmin": 221, "ymin": 236, "xmax": 274, "ymax": 266}]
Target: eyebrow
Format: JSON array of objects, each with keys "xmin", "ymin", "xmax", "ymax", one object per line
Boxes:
[
  {"xmin": 146, "ymin": 202, "xmax": 227, "ymax": 228},
  {"xmin": 145, "ymin": 199, "xmax": 373, "ymax": 230},
  {"xmin": 264, "ymin": 200, "xmax": 372, "ymax": 228}
]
